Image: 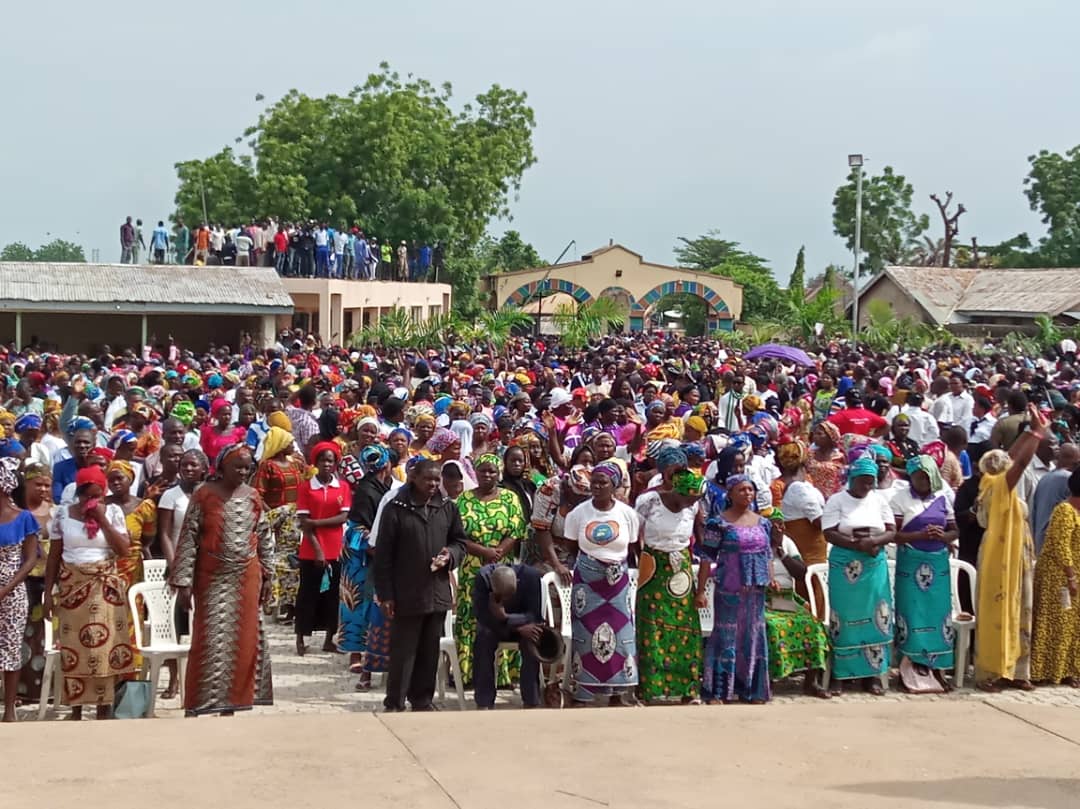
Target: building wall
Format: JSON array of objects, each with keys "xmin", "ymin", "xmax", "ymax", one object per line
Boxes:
[
  {"xmin": 857, "ymin": 276, "xmax": 930, "ymax": 328},
  {"xmin": 0, "ymin": 312, "xmax": 272, "ymax": 355},
  {"xmin": 489, "ymin": 246, "xmax": 743, "ymax": 331},
  {"xmin": 281, "ymin": 279, "xmax": 453, "ymax": 344}
]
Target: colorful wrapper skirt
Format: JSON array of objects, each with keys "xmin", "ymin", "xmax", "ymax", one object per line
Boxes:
[
  {"xmin": 570, "ymin": 553, "xmax": 637, "ymax": 702},
  {"xmin": 635, "ymin": 548, "xmax": 700, "ymax": 701}
]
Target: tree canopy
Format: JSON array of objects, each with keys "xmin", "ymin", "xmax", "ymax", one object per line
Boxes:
[
  {"xmin": 1022, "ymin": 146, "xmax": 1080, "ymax": 266},
  {"xmin": 1, "ymin": 239, "xmax": 86, "ymax": 262},
  {"xmin": 832, "ymin": 166, "xmax": 929, "ymax": 274},
  {"xmin": 673, "ymin": 231, "xmax": 785, "ymax": 322}
]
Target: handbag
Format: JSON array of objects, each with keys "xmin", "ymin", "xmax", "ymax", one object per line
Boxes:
[
  {"xmin": 113, "ymin": 680, "xmax": 153, "ymax": 719},
  {"xmin": 637, "ymin": 550, "xmax": 656, "ymax": 588}
]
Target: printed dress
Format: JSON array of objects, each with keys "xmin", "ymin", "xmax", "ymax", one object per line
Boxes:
[
  {"xmin": 0, "ymin": 511, "xmax": 38, "ymax": 672},
  {"xmin": 1030, "ymin": 501, "xmax": 1080, "ymax": 683},
  {"xmin": 633, "ymin": 491, "xmax": 700, "ymax": 701},
  {"xmin": 169, "ymin": 485, "xmax": 274, "ymax": 716},
  {"xmin": 455, "ymin": 488, "xmax": 527, "ymax": 686}
]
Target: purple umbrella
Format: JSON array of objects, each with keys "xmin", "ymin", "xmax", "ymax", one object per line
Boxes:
[{"xmin": 742, "ymin": 343, "xmax": 815, "ymax": 367}]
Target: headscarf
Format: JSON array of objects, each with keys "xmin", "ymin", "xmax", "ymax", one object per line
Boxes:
[
  {"xmin": 591, "ymin": 461, "xmax": 623, "ymax": 489},
  {"xmin": 14, "ymin": 413, "xmax": 41, "ymax": 433},
  {"xmin": 685, "ymin": 415, "xmax": 708, "ymax": 435},
  {"xmin": 107, "ymin": 460, "xmax": 136, "ymax": 483},
  {"xmin": 475, "ymin": 452, "xmax": 502, "ymax": 473},
  {"xmin": 817, "ymin": 421, "xmax": 841, "ymax": 447},
  {"xmin": 468, "ymin": 412, "xmax": 494, "ymax": 430},
  {"xmin": 267, "ymin": 411, "xmax": 292, "ymax": 432},
  {"xmin": 567, "ymin": 464, "xmax": 593, "ymax": 495},
  {"xmin": 356, "ymin": 416, "xmax": 380, "ymax": 436},
  {"xmin": 426, "ymin": 427, "xmax": 458, "ymax": 456},
  {"xmin": 360, "ymin": 443, "xmax": 391, "ymax": 473},
  {"xmin": 209, "ymin": 397, "xmax": 231, "ymax": 417},
  {"xmin": 671, "ymin": 469, "xmax": 706, "ymax": 497},
  {"xmin": 22, "ymin": 460, "xmax": 50, "ymax": 481},
  {"xmin": 107, "ymin": 430, "xmax": 137, "ymax": 450},
  {"xmin": 906, "ymin": 454, "xmax": 943, "ymax": 493},
  {"xmin": 257, "ymin": 426, "xmax": 294, "ymax": 462},
  {"xmin": 0, "ymin": 457, "xmax": 20, "ymax": 494},
  {"xmin": 868, "ymin": 444, "xmax": 894, "ymax": 462},
  {"xmin": 449, "ymin": 419, "xmax": 473, "ymax": 449},
  {"xmin": 412, "ymin": 412, "xmax": 436, "ymax": 430},
  {"xmin": 215, "ymin": 442, "xmax": 249, "ymax": 472},
  {"xmin": 775, "ymin": 440, "xmax": 808, "ymax": 472},
  {"xmin": 893, "ymin": 412, "xmax": 910, "ymax": 426},
  {"xmin": 742, "ymin": 395, "xmax": 764, "ymax": 414},
  {"xmin": 68, "ymin": 416, "xmax": 97, "ymax": 435},
  {"xmin": 388, "ymin": 427, "xmax": 413, "ymax": 443},
  {"xmin": 847, "ymin": 456, "xmax": 878, "ymax": 483},
  {"xmin": 310, "ymin": 441, "xmax": 343, "ymax": 465},
  {"xmin": 724, "ymin": 473, "xmax": 753, "ymax": 490},
  {"xmin": 979, "ymin": 448, "xmax": 1011, "ymax": 476},
  {"xmin": 170, "ymin": 400, "xmax": 196, "ymax": 427},
  {"xmin": 75, "ymin": 464, "xmax": 108, "ymax": 492},
  {"xmin": 655, "ymin": 445, "xmax": 688, "ymax": 473}
]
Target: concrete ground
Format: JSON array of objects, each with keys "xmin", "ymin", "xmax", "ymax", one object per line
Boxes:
[
  {"xmin": 7, "ymin": 701, "xmax": 1080, "ymax": 808},
  {"xmin": 9, "ymin": 621, "xmax": 1080, "ymax": 808}
]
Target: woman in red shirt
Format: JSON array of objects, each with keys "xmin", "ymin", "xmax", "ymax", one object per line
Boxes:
[{"xmin": 294, "ymin": 441, "xmax": 351, "ymax": 656}]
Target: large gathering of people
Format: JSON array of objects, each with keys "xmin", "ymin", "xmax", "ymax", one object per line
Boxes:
[
  {"xmin": 3, "ymin": 324, "xmax": 1080, "ymax": 721},
  {"xmin": 120, "ymin": 216, "xmax": 444, "ymax": 282}
]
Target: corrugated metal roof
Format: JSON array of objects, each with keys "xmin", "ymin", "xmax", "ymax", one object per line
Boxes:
[
  {"xmin": 0, "ymin": 262, "xmax": 294, "ymax": 312},
  {"xmin": 863, "ymin": 265, "xmax": 1080, "ymax": 323}
]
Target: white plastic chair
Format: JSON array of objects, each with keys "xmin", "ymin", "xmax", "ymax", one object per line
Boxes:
[
  {"xmin": 436, "ymin": 568, "xmax": 467, "ymax": 709},
  {"xmin": 37, "ymin": 617, "xmax": 63, "ymax": 720},
  {"xmin": 949, "ymin": 558, "xmax": 978, "ymax": 687},
  {"xmin": 804, "ymin": 563, "xmax": 832, "ymax": 689},
  {"xmin": 127, "ymin": 581, "xmax": 189, "ymax": 718},
  {"xmin": 627, "ymin": 567, "xmax": 639, "ymax": 619},
  {"xmin": 539, "ymin": 571, "xmax": 574, "ymax": 692},
  {"xmin": 143, "ymin": 559, "xmax": 168, "ymax": 585}
]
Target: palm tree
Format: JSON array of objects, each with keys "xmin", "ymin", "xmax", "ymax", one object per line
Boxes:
[
  {"xmin": 552, "ymin": 297, "xmax": 628, "ymax": 350},
  {"xmin": 477, "ymin": 307, "xmax": 535, "ymax": 350}
]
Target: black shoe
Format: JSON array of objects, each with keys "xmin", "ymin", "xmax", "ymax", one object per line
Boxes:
[{"xmin": 410, "ymin": 703, "xmax": 438, "ymax": 712}]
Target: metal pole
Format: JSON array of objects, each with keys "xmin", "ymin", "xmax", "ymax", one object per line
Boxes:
[
  {"xmin": 199, "ymin": 174, "xmax": 209, "ymax": 225},
  {"xmin": 852, "ymin": 165, "xmax": 863, "ymax": 335}
]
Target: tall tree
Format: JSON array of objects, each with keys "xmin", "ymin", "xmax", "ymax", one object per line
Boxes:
[
  {"xmin": 832, "ymin": 166, "xmax": 929, "ymax": 274},
  {"xmin": 483, "ymin": 230, "xmax": 545, "ymax": 273},
  {"xmin": 1023, "ymin": 145, "xmax": 1080, "ymax": 265},
  {"xmin": 0, "ymin": 243, "xmax": 34, "ymax": 261},
  {"xmin": 673, "ymin": 231, "xmax": 784, "ymax": 322},
  {"xmin": 789, "ymin": 246, "xmax": 806, "ymax": 302}
]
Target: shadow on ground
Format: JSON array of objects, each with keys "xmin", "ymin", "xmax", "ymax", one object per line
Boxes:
[{"xmin": 836, "ymin": 777, "xmax": 1080, "ymax": 808}]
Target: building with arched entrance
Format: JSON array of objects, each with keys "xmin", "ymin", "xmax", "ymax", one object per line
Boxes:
[{"xmin": 484, "ymin": 244, "xmax": 743, "ymax": 332}]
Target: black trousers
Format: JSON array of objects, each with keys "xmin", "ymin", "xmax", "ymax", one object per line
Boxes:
[
  {"xmin": 473, "ymin": 624, "xmax": 541, "ymax": 708},
  {"xmin": 294, "ymin": 559, "xmax": 341, "ymax": 637},
  {"xmin": 384, "ymin": 611, "xmax": 444, "ymax": 711}
]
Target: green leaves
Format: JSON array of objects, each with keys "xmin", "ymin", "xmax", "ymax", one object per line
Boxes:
[
  {"xmin": 1, "ymin": 239, "xmax": 85, "ymax": 262},
  {"xmin": 674, "ymin": 231, "xmax": 786, "ymax": 323},
  {"xmin": 1023, "ymin": 147, "xmax": 1080, "ymax": 266},
  {"xmin": 172, "ymin": 64, "xmax": 537, "ymax": 308},
  {"xmin": 552, "ymin": 297, "xmax": 629, "ymax": 351},
  {"xmin": 832, "ymin": 166, "xmax": 929, "ymax": 274}
]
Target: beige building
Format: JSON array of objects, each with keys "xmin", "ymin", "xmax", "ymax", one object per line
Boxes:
[
  {"xmin": 282, "ymin": 278, "xmax": 452, "ymax": 344},
  {"xmin": 0, "ymin": 262, "xmax": 292, "ymax": 353},
  {"xmin": 855, "ymin": 265, "xmax": 1080, "ymax": 335},
  {"xmin": 485, "ymin": 244, "xmax": 743, "ymax": 332}
]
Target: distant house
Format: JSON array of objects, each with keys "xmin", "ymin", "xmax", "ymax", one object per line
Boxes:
[
  {"xmin": 854, "ymin": 266, "xmax": 1080, "ymax": 334},
  {"xmin": 804, "ymin": 274, "xmax": 854, "ymax": 312}
]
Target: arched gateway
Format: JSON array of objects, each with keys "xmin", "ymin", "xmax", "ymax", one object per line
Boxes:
[{"xmin": 487, "ymin": 244, "xmax": 742, "ymax": 332}]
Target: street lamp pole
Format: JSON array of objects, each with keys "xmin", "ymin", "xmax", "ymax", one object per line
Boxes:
[{"xmin": 848, "ymin": 154, "xmax": 864, "ymax": 335}]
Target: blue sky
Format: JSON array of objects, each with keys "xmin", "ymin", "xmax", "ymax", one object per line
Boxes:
[{"xmin": 3, "ymin": 0, "xmax": 1077, "ymax": 280}]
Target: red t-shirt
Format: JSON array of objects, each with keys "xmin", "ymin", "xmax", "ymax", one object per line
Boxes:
[
  {"xmin": 295, "ymin": 475, "xmax": 351, "ymax": 561},
  {"xmin": 274, "ymin": 232, "xmax": 288, "ymax": 252},
  {"xmin": 827, "ymin": 408, "xmax": 887, "ymax": 437}
]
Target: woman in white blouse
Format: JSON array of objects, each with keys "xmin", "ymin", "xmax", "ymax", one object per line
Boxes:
[{"xmin": 44, "ymin": 465, "xmax": 133, "ymax": 720}]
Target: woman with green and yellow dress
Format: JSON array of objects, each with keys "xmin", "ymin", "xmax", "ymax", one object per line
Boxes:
[{"xmin": 455, "ymin": 453, "xmax": 527, "ymax": 690}]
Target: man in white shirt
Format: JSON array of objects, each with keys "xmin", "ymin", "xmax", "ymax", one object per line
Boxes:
[
  {"xmin": 968, "ymin": 395, "xmax": 996, "ymax": 445},
  {"xmin": 947, "ymin": 374, "xmax": 974, "ymax": 431},
  {"xmin": 888, "ymin": 393, "xmax": 940, "ymax": 447},
  {"xmin": 333, "ymin": 229, "xmax": 348, "ymax": 279},
  {"xmin": 235, "ymin": 229, "xmax": 253, "ymax": 266}
]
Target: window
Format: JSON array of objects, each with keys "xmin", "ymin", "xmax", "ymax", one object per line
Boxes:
[
  {"xmin": 410, "ymin": 306, "xmax": 422, "ymax": 322},
  {"xmin": 429, "ymin": 305, "xmax": 441, "ymax": 319}
]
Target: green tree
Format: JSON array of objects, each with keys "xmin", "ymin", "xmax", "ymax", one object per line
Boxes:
[
  {"xmin": 553, "ymin": 297, "xmax": 628, "ymax": 350},
  {"xmin": 174, "ymin": 64, "xmax": 536, "ymax": 311},
  {"xmin": 652, "ymin": 293, "xmax": 708, "ymax": 336},
  {"xmin": 673, "ymin": 231, "xmax": 784, "ymax": 321},
  {"xmin": 789, "ymin": 246, "xmax": 806, "ymax": 302},
  {"xmin": 34, "ymin": 239, "xmax": 86, "ymax": 262},
  {"xmin": 833, "ymin": 166, "xmax": 929, "ymax": 273},
  {"xmin": 0, "ymin": 242, "xmax": 34, "ymax": 261},
  {"xmin": 1023, "ymin": 146, "xmax": 1080, "ymax": 265},
  {"xmin": 483, "ymin": 230, "xmax": 544, "ymax": 273}
]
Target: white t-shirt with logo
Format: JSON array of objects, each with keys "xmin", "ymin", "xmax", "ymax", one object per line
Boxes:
[{"xmin": 563, "ymin": 499, "xmax": 640, "ymax": 564}]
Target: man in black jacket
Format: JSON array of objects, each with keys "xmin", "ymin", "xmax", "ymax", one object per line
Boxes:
[
  {"xmin": 373, "ymin": 459, "xmax": 467, "ymax": 711},
  {"xmin": 472, "ymin": 564, "xmax": 544, "ymax": 710}
]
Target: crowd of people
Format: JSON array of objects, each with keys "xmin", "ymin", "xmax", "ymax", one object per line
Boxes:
[
  {"xmin": 119, "ymin": 216, "xmax": 444, "ymax": 282},
  {"xmin": 2, "ymin": 326, "xmax": 1080, "ymax": 721}
]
